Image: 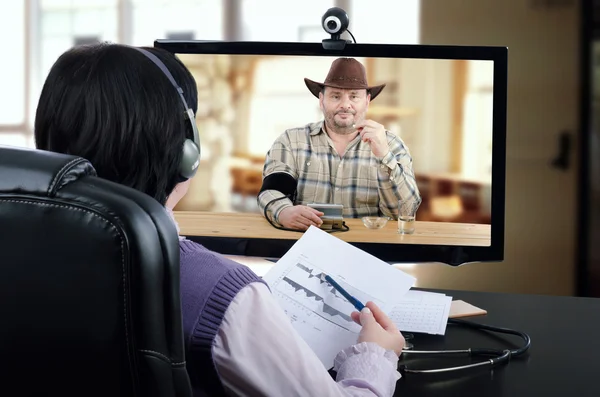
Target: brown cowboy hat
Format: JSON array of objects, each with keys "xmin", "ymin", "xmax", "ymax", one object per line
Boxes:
[{"xmin": 304, "ymin": 57, "xmax": 386, "ymax": 100}]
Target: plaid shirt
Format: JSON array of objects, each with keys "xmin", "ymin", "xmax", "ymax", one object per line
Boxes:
[{"xmin": 258, "ymin": 121, "xmax": 421, "ymax": 224}]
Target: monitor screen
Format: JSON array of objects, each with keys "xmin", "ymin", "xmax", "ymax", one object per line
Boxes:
[{"xmin": 155, "ymin": 40, "xmax": 507, "ymax": 265}]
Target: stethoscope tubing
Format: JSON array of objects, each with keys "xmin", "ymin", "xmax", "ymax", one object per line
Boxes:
[{"xmin": 397, "ymin": 318, "xmax": 530, "ymax": 375}]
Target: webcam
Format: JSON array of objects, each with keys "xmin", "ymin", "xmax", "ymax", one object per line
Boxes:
[
  {"xmin": 322, "ymin": 7, "xmax": 349, "ymax": 35},
  {"xmin": 321, "ymin": 7, "xmax": 352, "ymax": 51}
]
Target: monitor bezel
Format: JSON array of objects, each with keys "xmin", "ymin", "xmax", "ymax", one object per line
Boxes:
[{"xmin": 154, "ymin": 39, "xmax": 507, "ymax": 266}]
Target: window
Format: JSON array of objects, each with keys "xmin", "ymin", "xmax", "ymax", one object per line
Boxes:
[
  {"xmin": 36, "ymin": 0, "xmax": 119, "ymax": 120},
  {"xmin": 241, "ymin": 0, "xmax": 334, "ymax": 42},
  {"xmin": 350, "ymin": 0, "xmax": 420, "ymax": 44},
  {"xmin": 131, "ymin": 0, "xmax": 223, "ymax": 46},
  {"xmin": 0, "ymin": 2, "xmax": 26, "ymax": 126},
  {"xmin": 0, "ymin": 133, "xmax": 35, "ymax": 148},
  {"xmin": 243, "ymin": 1, "xmax": 420, "ymax": 43}
]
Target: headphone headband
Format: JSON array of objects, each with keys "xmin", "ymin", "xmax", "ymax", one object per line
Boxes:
[{"xmin": 131, "ymin": 47, "xmax": 201, "ymax": 180}]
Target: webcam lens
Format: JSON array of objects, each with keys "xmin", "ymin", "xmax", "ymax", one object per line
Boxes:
[{"xmin": 327, "ymin": 20, "xmax": 337, "ymax": 30}]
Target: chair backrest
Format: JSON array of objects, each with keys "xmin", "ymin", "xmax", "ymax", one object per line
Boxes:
[{"xmin": 0, "ymin": 145, "xmax": 192, "ymax": 397}]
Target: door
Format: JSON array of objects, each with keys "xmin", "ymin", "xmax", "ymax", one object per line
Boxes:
[
  {"xmin": 408, "ymin": 0, "xmax": 580, "ymax": 295},
  {"xmin": 588, "ymin": 34, "xmax": 600, "ymax": 296}
]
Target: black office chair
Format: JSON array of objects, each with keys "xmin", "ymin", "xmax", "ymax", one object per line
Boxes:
[{"xmin": 0, "ymin": 145, "xmax": 193, "ymax": 397}]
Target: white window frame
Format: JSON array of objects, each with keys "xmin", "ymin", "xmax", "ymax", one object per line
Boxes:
[{"xmin": 0, "ymin": 1, "xmax": 31, "ymax": 147}]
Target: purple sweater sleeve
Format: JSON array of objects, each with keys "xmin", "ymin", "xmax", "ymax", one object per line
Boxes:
[{"xmin": 212, "ymin": 282, "xmax": 401, "ymax": 397}]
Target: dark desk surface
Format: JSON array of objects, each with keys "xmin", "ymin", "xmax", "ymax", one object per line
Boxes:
[{"xmin": 394, "ymin": 289, "xmax": 600, "ymax": 397}]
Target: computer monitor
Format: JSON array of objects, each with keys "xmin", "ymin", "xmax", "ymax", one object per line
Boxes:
[{"xmin": 154, "ymin": 40, "xmax": 507, "ymax": 266}]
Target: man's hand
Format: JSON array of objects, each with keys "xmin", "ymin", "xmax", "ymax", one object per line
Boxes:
[
  {"xmin": 354, "ymin": 120, "xmax": 389, "ymax": 159},
  {"xmin": 278, "ymin": 205, "xmax": 324, "ymax": 231}
]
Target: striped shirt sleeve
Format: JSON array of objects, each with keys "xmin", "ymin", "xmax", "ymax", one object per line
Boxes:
[{"xmin": 376, "ymin": 133, "xmax": 421, "ymax": 219}]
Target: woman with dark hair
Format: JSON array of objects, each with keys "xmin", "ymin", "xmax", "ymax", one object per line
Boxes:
[{"xmin": 35, "ymin": 43, "xmax": 404, "ymax": 397}]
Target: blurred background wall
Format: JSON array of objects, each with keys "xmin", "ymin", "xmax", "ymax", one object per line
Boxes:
[{"xmin": 1, "ymin": 0, "xmax": 597, "ymax": 298}]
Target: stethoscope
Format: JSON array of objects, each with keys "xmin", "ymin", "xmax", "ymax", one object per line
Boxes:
[{"xmin": 397, "ymin": 318, "xmax": 531, "ymax": 375}]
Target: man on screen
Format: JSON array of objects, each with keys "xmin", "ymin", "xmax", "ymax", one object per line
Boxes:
[{"xmin": 258, "ymin": 57, "xmax": 421, "ymax": 231}]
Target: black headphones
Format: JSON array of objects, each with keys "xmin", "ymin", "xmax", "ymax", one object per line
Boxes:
[{"xmin": 132, "ymin": 47, "xmax": 201, "ymax": 181}]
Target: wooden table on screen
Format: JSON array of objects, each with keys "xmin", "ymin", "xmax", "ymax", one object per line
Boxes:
[{"xmin": 174, "ymin": 212, "xmax": 491, "ymax": 247}]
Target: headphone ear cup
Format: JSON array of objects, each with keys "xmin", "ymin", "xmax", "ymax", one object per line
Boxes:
[{"xmin": 179, "ymin": 138, "xmax": 201, "ymax": 180}]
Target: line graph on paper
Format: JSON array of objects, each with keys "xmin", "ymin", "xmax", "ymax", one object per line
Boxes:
[{"xmin": 271, "ymin": 260, "xmax": 383, "ymax": 332}]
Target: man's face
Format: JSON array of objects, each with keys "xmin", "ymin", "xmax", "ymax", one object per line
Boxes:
[{"xmin": 319, "ymin": 87, "xmax": 370, "ymax": 134}]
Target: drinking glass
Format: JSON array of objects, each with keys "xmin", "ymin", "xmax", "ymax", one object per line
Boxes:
[{"xmin": 398, "ymin": 199, "xmax": 419, "ymax": 234}]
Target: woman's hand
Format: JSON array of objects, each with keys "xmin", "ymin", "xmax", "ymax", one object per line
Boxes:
[{"xmin": 351, "ymin": 301, "xmax": 405, "ymax": 356}]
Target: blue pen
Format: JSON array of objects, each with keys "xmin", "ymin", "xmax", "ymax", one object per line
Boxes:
[{"xmin": 321, "ymin": 273, "xmax": 365, "ymax": 311}]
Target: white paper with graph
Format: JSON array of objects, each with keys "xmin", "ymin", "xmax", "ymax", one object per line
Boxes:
[
  {"xmin": 388, "ymin": 290, "xmax": 453, "ymax": 335},
  {"xmin": 262, "ymin": 226, "xmax": 417, "ymax": 368}
]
